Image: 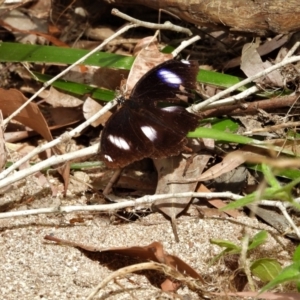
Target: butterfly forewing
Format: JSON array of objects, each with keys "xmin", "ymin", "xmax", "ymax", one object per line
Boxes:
[{"xmin": 130, "ymin": 60, "xmax": 199, "ymax": 104}]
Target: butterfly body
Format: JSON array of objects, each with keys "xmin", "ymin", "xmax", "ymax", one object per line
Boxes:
[{"xmin": 100, "ymin": 60, "xmax": 200, "ymax": 168}]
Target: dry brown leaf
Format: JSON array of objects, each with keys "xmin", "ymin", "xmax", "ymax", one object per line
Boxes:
[
  {"xmin": 44, "ymin": 87, "xmax": 83, "ymax": 108},
  {"xmin": 198, "ymin": 151, "xmax": 246, "ymax": 181},
  {"xmin": 241, "ymin": 42, "xmax": 283, "ymax": 86},
  {"xmin": 82, "ymin": 97, "xmax": 112, "ymax": 127},
  {"xmin": 1, "ymin": 88, "xmax": 53, "ymax": 142},
  {"xmin": 153, "ymin": 153, "xmax": 210, "ymax": 242},
  {"xmin": 48, "ymin": 107, "xmax": 83, "ymax": 127},
  {"xmin": 125, "ymin": 36, "xmax": 173, "ymax": 96},
  {"xmin": 44, "ymin": 235, "xmax": 204, "ymax": 291},
  {"xmin": 197, "ymin": 184, "xmax": 241, "ymax": 218}
]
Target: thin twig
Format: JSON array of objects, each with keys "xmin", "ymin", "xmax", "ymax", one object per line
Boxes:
[
  {"xmin": 112, "ymin": 9, "xmax": 193, "ymax": 36},
  {"xmin": 0, "ymin": 144, "xmax": 98, "ymax": 189},
  {"xmin": 0, "ymin": 191, "xmax": 242, "ymax": 219},
  {"xmin": 189, "ymin": 55, "xmax": 300, "ymax": 112},
  {"xmin": 86, "ymin": 262, "xmax": 165, "ymax": 300}
]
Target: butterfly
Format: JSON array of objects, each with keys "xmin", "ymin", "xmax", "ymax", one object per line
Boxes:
[{"xmin": 100, "ymin": 59, "xmax": 200, "ymax": 168}]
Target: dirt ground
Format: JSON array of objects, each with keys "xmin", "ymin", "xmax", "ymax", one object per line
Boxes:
[{"xmin": 0, "ymin": 179, "xmax": 295, "ymax": 300}]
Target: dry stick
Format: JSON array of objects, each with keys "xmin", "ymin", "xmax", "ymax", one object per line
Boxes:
[
  {"xmin": 86, "ymin": 262, "xmax": 189, "ymax": 300},
  {"xmin": 112, "ymin": 8, "xmax": 193, "ymax": 36},
  {"xmin": 189, "ymin": 54, "xmax": 300, "ymax": 113},
  {"xmin": 201, "ymin": 95, "xmax": 299, "ymax": 119},
  {"xmin": 0, "ymin": 144, "xmax": 98, "ymax": 189},
  {"xmin": 0, "ymin": 191, "xmax": 242, "ymax": 219}
]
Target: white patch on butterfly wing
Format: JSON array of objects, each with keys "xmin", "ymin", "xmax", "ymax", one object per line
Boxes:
[
  {"xmin": 161, "ymin": 106, "xmax": 180, "ymax": 112},
  {"xmin": 180, "ymin": 59, "xmax": 190, "ymax": 65},
  {"xmin": 104, "ymin": 154, "xmax": 113, "ymax": 162},
  {"xmin": 157, "ymin": 69, "xmax": 182, "ymax": 86},
  {"xmin": 141, "ymin": 126, "xmax": 158, "ymax": 142},
  {"xmin": 108, "ymin": 135, "xmax": 130, "ymax": 150}
]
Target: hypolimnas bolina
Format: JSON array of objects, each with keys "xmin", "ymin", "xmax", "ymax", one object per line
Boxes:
[{"xmin": 100, "ymin": 59, "xmax": 200, "ymax": 168}]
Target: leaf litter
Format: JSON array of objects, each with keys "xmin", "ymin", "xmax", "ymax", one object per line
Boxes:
[{"xmin": 0, "ymin": 0, "xmax": 300, "ymax": 299}]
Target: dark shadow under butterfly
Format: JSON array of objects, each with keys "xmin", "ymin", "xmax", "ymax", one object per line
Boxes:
[{"xmin": 100, "ymin": 59, "xmax": 200, "ymax": 168}]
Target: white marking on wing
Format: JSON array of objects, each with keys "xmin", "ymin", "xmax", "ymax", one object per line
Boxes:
[
  {"xmin": 181, "ymin": 60, "xmax": 190, "ymax": 65},
  {"xmin": 141, "ymin": 126, "xmax": 158, "ymax": 142},
  {"xmin": 104, "ymin": 154, "xmax": 113, "ymax": 162},
  {"xmin": 158, "ymin": 69, "xmax": 182, "ymax": 86},
  {"xmin": 161, "ymin": 106, "xmax": 180, "ymax": 112},
  {"xmin": 108, "ymin": 135, "xmax": 130, "ymax": 150}
]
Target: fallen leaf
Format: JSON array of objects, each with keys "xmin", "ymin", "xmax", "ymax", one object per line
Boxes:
[
  {"xmin": 44, "ymin": 235, "xmax": 204, "ymax": 291},
  {"xmin": 0, "ymin": 88, "xmax": 53, "ymax": 142},
  {"xmin": 153, "ymin": 152, "xmax": 210, "ymax": 242},
  {"xmin": 44, "ymin": 86, "xmax": 83, "ymax": 108}
]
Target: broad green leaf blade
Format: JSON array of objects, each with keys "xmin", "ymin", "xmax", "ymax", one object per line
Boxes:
[
  {"xmin": 251, "ymin": 258, "xmax": 282, "ymax": 283},
  {"xmin": 248, "ymin": 230, "xmax": 268, "ymax": 251},
  {"xmin": 209, "ymin": 118, "xmax": 239, "ymax": 132},
  {"xmin": 33, "ymin": 72, "xmax": 115, "ymax": 102},
  {"xmin": 0, "ymin": 42, "xmax": 134, "ymax": 68},
  {"xmin": 197, "ymin": 69, "xmax": 250, "ymax": 91},
  {"xmin": 188, "ymin": 127, "xmax": 256, "ymax": 144},
  {"xmin": 259, "ymin": 261, "xmax": 300, "ymax": 293},
  {"xmin": 293, "ymin": 245, "xmax": 300, "ymax": 262}
]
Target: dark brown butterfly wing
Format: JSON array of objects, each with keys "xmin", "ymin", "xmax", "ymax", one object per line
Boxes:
[{"xmin": 100, "ymin": 60, "xmax": 200, "ymax": 168}]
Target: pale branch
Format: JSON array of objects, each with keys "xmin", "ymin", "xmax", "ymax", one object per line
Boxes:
[
  {"xmin": 86, "ymin": 262, "xmax": 165, "ymax": 299},
  {"xmin": 112, "ymin": 8, "xmax": 193, "ymax": 36},
  {"xmin": 0, "ymin": 191, "xmax": 242, "ymax": 219},
  {"xmin": 0, "ymin": 99, "xmax": 117, "ymax": 180},
  {"xmin": 0, "ymin": 144, "xmax": 98, "ymax": 189},
  {"xmin": 204, "ymin": 86, "xmax": 259, "ymax": 109},
  {"xmin": 190, "ymin": 55, "xmax": 300, "ymax": 113},
  {"xmin": 171, "ymin": 35, "xmax": 201, "ymax": 57}
]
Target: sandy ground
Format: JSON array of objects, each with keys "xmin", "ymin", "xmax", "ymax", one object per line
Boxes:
[{"xmin": 0, "ymin": 182, "xmax": 295, "ymax": 300}]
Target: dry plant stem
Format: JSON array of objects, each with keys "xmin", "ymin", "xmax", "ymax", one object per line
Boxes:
[
  {"xmin": 3, "ymin": 23, "xmax": 138, "ymax": 127},
  {"xmin": 244, "ymin": 119, "xmax": 300, "ymax": 135},
  {"xmin": 240, "ymin": 235, "xmax": 256, "ymax": 291},
  {"xmin": 0, "ymin": 191, "xmax": 242, "ymax": 219},
  {"xmin": 0, "ymin": 144, "xmax": 98, "ymax": 189},
  {"xmin": 201, "ymin": 95, "xmax": 299, "ymax": 119},
  {"xmin": 283, "ymin": 42, "xmax": 300, "ymax": 61},
  {"xmin": 259, "ymin": 200, "xmax": 300, "ymax": 238},
  {"xmin": 204, "ymin": 86, "xmax": 259, "ymax": 110},
  {"xmin": 112, "ymin": 9, "xmax": 193, "ymax": 36},
  {"xmin": 190, "ymin": 55, "xmax": 300, "ymax": 113},
  {"xmin": 86, "ymin": 262, "xmax": 163, "ymax": 300},
  {"xmin": 102, "ymin": 168, "xmax": 122, "ymax": 196},
  {"xmin": 171, "ymin": 35, "xmax": 201, "ymax": 57},
  {"xmin": 0, "ymin": 99, "xmax": 117, "ymax": 180}
]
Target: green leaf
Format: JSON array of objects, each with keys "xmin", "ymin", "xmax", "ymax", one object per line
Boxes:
[
  {"xmin": 293, "ymin": 245, "xmax": 300, "ymax": 262},
  {"xmin": 210, "ymin": 118, "xmax": 239, "ymax": 132},
  {"xmin": 187, "ymin": 127, "xmax": 255, "ymax": 144},
  {"xmin": 248, "ymin": 230, "xmax": 268, "ymax": 251},
  {"xmin": 221, "ymin": 193, "xmax": 256, "ymax": 210},
  {"xmin": 259, "ymin": 261, "xmax": 300, "ymax": 293},
  {"xmin": 0, "ymin": 42, "xmax": 134, "ymax": 68},
  {"xmin": 33, "ymin": 72, "xmax": 115, "ymax": 102},
  {"xmin": 251, "ymin": 258, "xmax": 282, "ymax": 283},
  {"xmin": 210, "ymin": 239, "xmax": 241, "ymax": 252}
]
